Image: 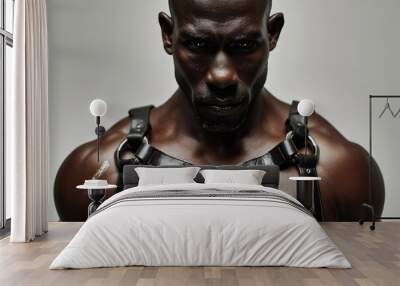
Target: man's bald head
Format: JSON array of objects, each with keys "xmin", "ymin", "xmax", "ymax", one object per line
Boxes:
[{"xmin": 168, "ymin": 0, "xmax": 272, "ymax": 21}]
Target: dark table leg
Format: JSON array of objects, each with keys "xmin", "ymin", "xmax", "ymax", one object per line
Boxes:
[
  {"xmin": 297, "ymin": 181, "xmax": 315, "ymax": 216},
  {"xmin": 87, "ymin": 189, "xmax": 106, "ymax": 217}
]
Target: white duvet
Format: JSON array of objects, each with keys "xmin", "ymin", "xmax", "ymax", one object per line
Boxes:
[{"xmin": 50, "ymin": 183, "xmax": 351, "ymax": 269}]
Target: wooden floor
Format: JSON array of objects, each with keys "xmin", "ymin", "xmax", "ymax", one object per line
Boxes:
[{"xmin": 0, "ymin": 222, "xmax": 399, "ymax": 286}]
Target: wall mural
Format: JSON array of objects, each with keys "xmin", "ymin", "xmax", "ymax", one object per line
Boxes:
[{"xmin": 53, "ymin": 0, "xmax": 385, "ymax": 222}]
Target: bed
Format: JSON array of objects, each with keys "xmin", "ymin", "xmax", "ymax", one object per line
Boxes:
[{"xmin": 50, "ymin": 165, "xmax": 350, "ymax": 269}]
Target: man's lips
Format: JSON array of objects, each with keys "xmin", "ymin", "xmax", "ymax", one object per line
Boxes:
[
  {"xmin": 206, "ymin": 104, "xmax": 241, "ymax": 113},
  {"xmin": 197, "ymin": 98, "xmax": 246, "ymax": 115}
]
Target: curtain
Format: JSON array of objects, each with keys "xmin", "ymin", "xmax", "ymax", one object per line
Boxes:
[{"xmin": 7, "ymin": 0, "xmax": 49, "ymax": 242}]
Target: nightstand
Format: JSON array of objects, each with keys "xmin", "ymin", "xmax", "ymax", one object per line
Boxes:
[
  {"xmin": 289, "ymin": 176, "xmax": 321, "ymax": 217},
  {"xmin": 77, "ymin": 182, "xmax": 117, "ymax": 216}
]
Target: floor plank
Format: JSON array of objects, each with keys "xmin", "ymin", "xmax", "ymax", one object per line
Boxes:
[{"xmin": 0, "ymin": 222, "xmax": 399, "ymax": 286}]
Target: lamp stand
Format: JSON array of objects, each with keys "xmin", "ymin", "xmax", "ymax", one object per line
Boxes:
[
  {"xmin": 96, "ymin": 116, "xmax": 100, "ymax": 162},
  {"xmin": 94, "ymin": 116, "xmax": 106, "ymax": 163},
  {"xmin": 304, "ymin": 116, "xmax": 308, "ymax": 156}
]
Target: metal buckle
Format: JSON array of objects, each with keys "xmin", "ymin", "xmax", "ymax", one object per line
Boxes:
[
  {"xmin": 115, "ymin": 137, "xmax": 146, "ymax": 170},
  {"xmin": 286, "ymin": 130, "xmax": 320, "ymax": 159}
]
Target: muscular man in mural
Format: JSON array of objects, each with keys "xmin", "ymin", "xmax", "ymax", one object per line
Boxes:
[{"xmin": 54, "ymin": 0, "xmax": 384, "ymax": 221}]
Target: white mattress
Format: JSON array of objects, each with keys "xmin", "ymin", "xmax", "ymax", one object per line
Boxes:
[{"xmin": 50, "ymin": 183, "xmax": 351, "ymax": 269}]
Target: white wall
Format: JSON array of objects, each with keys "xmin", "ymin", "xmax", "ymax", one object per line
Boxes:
[{"xmin": 47, "ymin": 0, "xmax": 400, "ymax": 220}]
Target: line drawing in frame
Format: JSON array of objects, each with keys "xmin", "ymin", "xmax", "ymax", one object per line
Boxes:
[{"xmin": 378, "ymin": 97, "xmax": 400, "ymax": 118}]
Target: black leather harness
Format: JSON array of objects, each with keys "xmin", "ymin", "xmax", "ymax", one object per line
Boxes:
[{"xmin": 114, "ymin": 101, "xmax": 324, "ymax": 221}]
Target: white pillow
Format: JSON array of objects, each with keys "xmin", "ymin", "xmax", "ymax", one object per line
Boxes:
[
  {"xmin": 200, "ymin": 169, "xmax": 266, "ymax": 185},
  {"xmin": 135, "ymin": 167, "xmax": 200, "ymax": 186}
]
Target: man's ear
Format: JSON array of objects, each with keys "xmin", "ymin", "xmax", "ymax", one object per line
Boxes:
[
  {"xmin": 158, "ymin": 12, "xmax": 174, "ymax": 55},
  {"xmin": 267, "ymin": 12, "xmax": 284, "ymax": 51}
]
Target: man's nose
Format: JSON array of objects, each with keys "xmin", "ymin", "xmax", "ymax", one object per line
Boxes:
[{"xmin": 206, "ymin": 52, "xmax": 238, "ymax": 91}]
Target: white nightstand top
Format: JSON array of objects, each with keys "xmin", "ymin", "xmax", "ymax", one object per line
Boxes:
[
  {"xmin": 289, "ymin": 176, "xmax": 321, "ymax": 181},
  {"xmin": 76, "ymin": 184, "xmax": 117, "ymax": 190}
]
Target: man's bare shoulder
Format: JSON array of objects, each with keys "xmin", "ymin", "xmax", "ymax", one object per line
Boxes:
[
  {"xmin": 309, "ymin": 111, "xmax": 368, "ymax": 165},
  {"xmin": 107, "ymin": 116, "xmax": 130, "ymax": 136},
  {"xmin": 310, "ymin": 112, "xmax": 380, "ymax": 219},
  {"xmin": 270, "ymin": 95, "xmax": 368, "ymax": 168}
]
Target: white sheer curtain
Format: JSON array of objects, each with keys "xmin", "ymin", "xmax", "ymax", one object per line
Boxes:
[{"xmin": 7, "ymin": 0, "xmax": 49, "ymax": 242}]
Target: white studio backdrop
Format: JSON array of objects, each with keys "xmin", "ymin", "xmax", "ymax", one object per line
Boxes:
[{"xmin": 47, "ymin": 0, "xmax": 400, "ymax": 220}]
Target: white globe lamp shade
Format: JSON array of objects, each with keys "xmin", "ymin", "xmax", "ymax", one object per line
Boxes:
[
  {"xmin": 90, "ymin": 99, "xmax": 107, "ymax": 117},
  {"xmin": 297, "ymin": 99, "xmax": 315, "ymax": 117}
]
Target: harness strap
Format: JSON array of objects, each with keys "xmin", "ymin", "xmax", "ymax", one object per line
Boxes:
[
  {"xmin": 127, "ymin": 106, "xmax": 154, "ymax": 150},
  {"xmin": 114, "ymin": 106, "xmax": 154, "ymax": 191},
  {"xmin": 294, "ymin": 154, "xmax": 324, "ymax": 221},
  {"xmin": 269, "ymin": 139, "xmax": 297, "ymax": 169},
  {"xmin": 269, "ymin": 101, "xmax": 308, "ymax": 168},
  {"xmin": 285, "ymin": 100, "xmax": 307, "ymax": 148}
]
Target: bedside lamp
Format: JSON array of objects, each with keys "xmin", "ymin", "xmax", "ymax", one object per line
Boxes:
[
  {"xmin": 89, "ymin": 99, "xmax": 107, "ymax": 162},
  {"xmin": 297, "ymin": 99, "xmax": 315, "ymax": 156},
  {"xmin": 76, "ymin": 99, "xmax": 114, "ymax": 217}
]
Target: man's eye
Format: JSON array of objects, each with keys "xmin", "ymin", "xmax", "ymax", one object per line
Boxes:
[
  {"xmin": 185, "ymin": 39, "xmax": 208, "ymax": 51},
  {"xmin": 230, "ymin": 40, "xmax": 258, "ymax": 52}
]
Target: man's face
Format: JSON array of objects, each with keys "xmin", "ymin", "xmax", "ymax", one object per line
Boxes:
[{"xmin": 161, "ymin": 0, "xmax": 281, "ymax": 133}]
